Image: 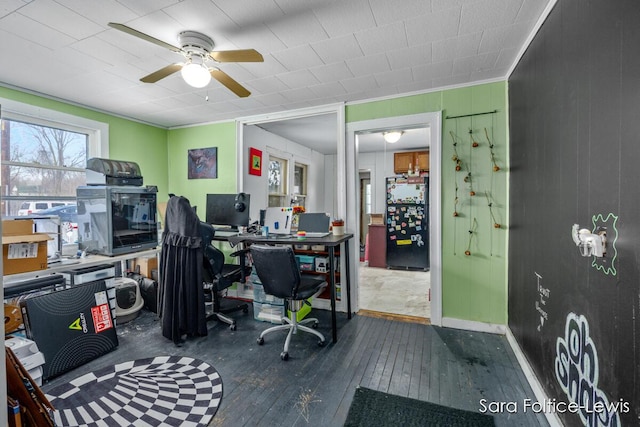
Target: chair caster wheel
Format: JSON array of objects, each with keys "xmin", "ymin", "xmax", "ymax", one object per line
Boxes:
[
  {"xmin": 229, "ymin": 324, "xmax": 236, "ymax": 331},
  {"xmin": 257, "ymin": 337, "xmax": 264, "ymax": 345},
  {"xmin": 281, "ymin": 352, "xmax": 289, "ymax": 361},
  {"xmin": 318, "ymin": 340, "xmax": 325, "ymax": 347}
]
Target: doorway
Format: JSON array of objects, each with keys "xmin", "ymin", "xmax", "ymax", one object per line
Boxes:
[
  {"xmin": 345, "ymin": 112, "xmax": 442, "ymax": 326},
  {"xmin": 356, "ymin": 127, "xmax": 431, "ymax": 319}
]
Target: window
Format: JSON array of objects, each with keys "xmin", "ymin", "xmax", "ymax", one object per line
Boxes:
[
  {"xmin": 0, "ymin": 98, "xmax": 108, "ymax": 222},
  {"xmin": 268, "ymin": 155, "xmax": 288, "ymax": 207},
  {"xmin": 365, "ymin": 183, "xmax": 372, "ymax": 215},
  {"xmin": 1, "ymin": 118, "xmax": 88, "ymax": 216},
  {"xmin": 292, "ymin": 162, "xmax": 307, "ymax": 209}
]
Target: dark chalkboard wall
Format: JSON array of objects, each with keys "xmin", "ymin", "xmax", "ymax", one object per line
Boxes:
[{"xmin": 509, "ymin": 0, "xmax": 640, "ymax": 425}]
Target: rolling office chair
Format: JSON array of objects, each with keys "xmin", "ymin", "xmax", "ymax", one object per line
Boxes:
[
  {"xmin": 250, "ymin": 244, "xmax": 327, "ymax": 360},
  {"xmin": 200, "ymin": 222, "xmax": 251, "ymax": 331}
]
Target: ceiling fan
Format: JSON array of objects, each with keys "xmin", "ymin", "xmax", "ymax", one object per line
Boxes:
[{"xmin": 108, "ymin": 23, "xmax": 263, "ymax": 97}]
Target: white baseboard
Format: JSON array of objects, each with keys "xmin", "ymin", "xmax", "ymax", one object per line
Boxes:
[
  {"xmin": 441, "ymin": 317, "xmax": 506, "ymax": 334},
  {"xmin": 505, "ymin": 328, "xmax": 564, "ymax": 427}
]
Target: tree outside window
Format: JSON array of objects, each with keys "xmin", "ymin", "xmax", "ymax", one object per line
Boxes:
[{"xmin": 1, "ymin": 118, "xmax": 87, "ymax": 216}]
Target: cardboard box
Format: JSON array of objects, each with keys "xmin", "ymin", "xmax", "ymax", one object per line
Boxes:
[
  {"xmin": 369, "ymin": 214, "xmax": 384, "ymax": 225},
  {"xmin": 2, "ymin": 220, "xmax": 52, "ymax": 275},
  {"xmin": 133, "ymin": 255, "xmax": 158, "ymax": 278}
]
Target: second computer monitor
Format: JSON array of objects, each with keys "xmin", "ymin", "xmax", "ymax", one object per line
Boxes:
[{"xmin": 205, "ymin": 193, "xmax": 250, "ymax": 229}]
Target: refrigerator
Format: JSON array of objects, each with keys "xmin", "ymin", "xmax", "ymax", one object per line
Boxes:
[{"xmin": 385, "ymin": 176, "xmax": 429, "ymax": 270}]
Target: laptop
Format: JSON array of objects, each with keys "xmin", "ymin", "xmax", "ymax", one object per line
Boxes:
[
  {"xmin": 264, "ymin": 207, "xmax": 293, "ymax": 235},
  {"xmin": 297, "ymin": 213, "xmax": 331, "ymax": 237}
]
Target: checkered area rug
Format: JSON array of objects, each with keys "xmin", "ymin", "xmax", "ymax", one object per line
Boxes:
[{"xmin": 45, "ymin": 356, "xmax": 222, "ymax": 426}]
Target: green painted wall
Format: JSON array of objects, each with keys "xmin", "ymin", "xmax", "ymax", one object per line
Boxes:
[
  {"xmin": 0, "ymin": 86, "xmax": 169, "ymax": 197},
  {"xmin": 3, "ymin": 81, "xmax": 509, "ymax": 325},
  {"xmin": 165, "ymin": 122, "xmax": 237, "ymax": 212},
  {"xmin": 346, "ymin": 82, "xmax": 508, "ymax": 324}
]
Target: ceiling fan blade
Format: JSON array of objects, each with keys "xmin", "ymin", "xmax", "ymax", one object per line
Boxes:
[
  {"xmin": 210, "ymin": 49, "xmax": 264, "ymax": 63},
  {"xmin": 141, "ymin": 63, "xmax": 183, "ymax": 83},
  {"xmin": 210, "ymin": 69, "xmax": 251, "ymax": 97},
  {"xmin": 108, "ymin": 22, "xmax": 182, "ymax": 53}
]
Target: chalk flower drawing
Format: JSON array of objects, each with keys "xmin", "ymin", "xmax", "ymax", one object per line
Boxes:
[
  {"xmin": 591, "ymin": 213, "xmax": 618, "ymax": 276},
  {"xmin": 555, "ymin": 313, "xmax": 621, "ymax": 426}
]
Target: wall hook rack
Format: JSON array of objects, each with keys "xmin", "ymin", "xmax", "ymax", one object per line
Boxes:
[{"xmin": 571, "ymin": 224, "xmax": 606, "ymax": 257}]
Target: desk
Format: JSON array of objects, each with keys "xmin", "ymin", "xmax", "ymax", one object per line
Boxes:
[
  {"xmin": 3, "ymin": 248, "xmax": 160, "ymax": 287},
  {"xmin": 229, "ymin": 233, "xmax": 354, "ymax": 343}
]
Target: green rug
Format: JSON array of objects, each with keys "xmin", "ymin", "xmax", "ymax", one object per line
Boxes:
[{"xmin": 344, "ymin": 387, "xmax": 495, "ymax": 427}]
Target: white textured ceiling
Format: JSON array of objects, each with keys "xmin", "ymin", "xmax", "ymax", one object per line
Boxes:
[{"xmin": 0, "ymin": 0, "xmax": 551, "ymax": 133}]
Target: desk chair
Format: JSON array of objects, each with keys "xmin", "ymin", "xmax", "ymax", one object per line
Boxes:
[
  {"xmin": 250, "ymin": 245, "xmax": 327, "ymax": 360},
  {"xmin": 200, "ymin": 222, "xmax": 250, "ymax": 331}
]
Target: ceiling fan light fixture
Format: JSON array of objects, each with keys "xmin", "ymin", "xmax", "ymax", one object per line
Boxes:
[
  {"xmin": 383, "ymin": 131, "xmax": 403, "ymax": 143},
  {"xmin": 181, "ymin": 56, "xmax": 211, "ymax": 88}
]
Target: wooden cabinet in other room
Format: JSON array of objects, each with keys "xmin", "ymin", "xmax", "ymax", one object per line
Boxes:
[{"xmin": 394, "ymin": 151, "xmax": 429, "ymax": 174}]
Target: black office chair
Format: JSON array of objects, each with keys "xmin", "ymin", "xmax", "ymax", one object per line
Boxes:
[
  {"xmin": 250, "ymin": 244, "xmax": 327, "ymax": 360},
  {"xmin": 200, "ymin": 222, "xmax": 250, "ymax": 330}
]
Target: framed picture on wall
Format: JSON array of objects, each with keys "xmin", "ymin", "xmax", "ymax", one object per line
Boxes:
[
  {"xmin": 249, "ymin": 147, "xmax": 262, "ymax": 176},
  {"xmin": 188, "ymin": 147, "xmax": 218, "ymax": 179}
]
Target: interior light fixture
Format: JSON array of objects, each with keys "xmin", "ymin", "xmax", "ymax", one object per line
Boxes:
[
  {"xmin": 383, "ymin": 131, "xmax": 403, "ymax": 143},
  {"xmin": 181, "ymin": 55, "xmax": 211, "ymax": 88}
]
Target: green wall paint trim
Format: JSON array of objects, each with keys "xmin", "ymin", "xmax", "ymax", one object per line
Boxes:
[
  {"xmin": 346, "ymin": 81, "xmax": 508, "ymax": 325},
  {"xmin": 0, "ymin": 86, "xmax": 169, "ymax": 199},
  {"xmin": 166, "ymin": 122, "xmax": 237, "ymax": 211}
]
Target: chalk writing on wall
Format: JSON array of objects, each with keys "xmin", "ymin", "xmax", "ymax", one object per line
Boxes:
[
  {"xmin": 534, "ymin": 272, "xmax": 549, "ymax": 332},
  {"xmin": 555, "ymin": 313, "xmax": 627, "ymax": 426},
  {"xmin": 591, "ymin": 213, "xmax": 618, "ymax": 276}
]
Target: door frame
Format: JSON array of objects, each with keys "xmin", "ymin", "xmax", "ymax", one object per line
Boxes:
[{"xmin": 345, "ymin": 112, "xmax": 442, "ymax": 325}]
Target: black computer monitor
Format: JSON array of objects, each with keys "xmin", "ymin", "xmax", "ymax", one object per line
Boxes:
[{"xmin": 205, "ymin": 193, "xmax": 250, "ymax": 229}]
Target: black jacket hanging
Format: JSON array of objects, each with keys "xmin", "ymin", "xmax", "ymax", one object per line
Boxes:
[{"xmin": 159, "ymin": 195, "xmax": 207, "ymax": 343}]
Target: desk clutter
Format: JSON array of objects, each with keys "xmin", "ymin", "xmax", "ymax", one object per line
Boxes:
[
  {"xmin": 8, "ymin": 278, "xmax": 118, "ymax": 381},
  {"xmin": 3, "ymin": 264, "xmax": 135, "ymax": 383},
  {"xmin": 250, "ymin": 267, "xmax": 285, "ymax": 324},
  {"xmin": 249, "ymin": 266, "xmax": 312, "ymax": 324},
  {"xmin": 2, "ymin": 219, "xmax": 52, "ymax": 275},
  {"xmin": 5, "ymin": 336, "xmax": 45, "ymax": 386}
]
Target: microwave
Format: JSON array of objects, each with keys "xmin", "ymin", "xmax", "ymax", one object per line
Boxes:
[{"xmin": 76, "ymin": 185, "xmax": 158, "ymax": 256}]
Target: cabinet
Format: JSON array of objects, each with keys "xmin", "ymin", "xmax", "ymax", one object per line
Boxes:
[
  {"xmin": 293, "ymin": 247, "xmax": 340, "ymax": 301},
  {"xmin": 394, "ymin": 151, "xmax": 429, "ymax": 174},
  {"xmin": 367, "ymin": 224, "xmax": 386, "ymax": 268}
]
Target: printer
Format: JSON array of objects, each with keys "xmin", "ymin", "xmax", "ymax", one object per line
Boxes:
[{"xmin": 86, "ymin": 157, "xmax": 143, "ymax": 186}]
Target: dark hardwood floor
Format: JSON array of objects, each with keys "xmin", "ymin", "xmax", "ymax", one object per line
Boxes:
[{"xmin": 41, "ymin": 304, "xmax": 549, "ymax": 427}]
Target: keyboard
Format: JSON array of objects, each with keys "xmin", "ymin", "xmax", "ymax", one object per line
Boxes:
[
  {"xmin": 301, "ymin": 232, "xmax": 331, "ymax": 238},
  {"xmin": 215, "ymin": 230, "xmax": 239, "ymax": 237}
]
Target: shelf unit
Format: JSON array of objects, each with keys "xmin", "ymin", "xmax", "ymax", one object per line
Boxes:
[{"xmin": 293, "ymin": 248, "xmax": 341, "ymax": 301}]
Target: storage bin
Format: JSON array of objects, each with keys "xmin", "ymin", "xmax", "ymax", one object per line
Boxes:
[
  {"xmin": 249, "ymin": 266, "xmax": 262, "ymax": 284},
  {"xmin": 253, "ymin": 283, "xmax": 285, "ymax": 305},
  {"xmin": 295, "ymin": 255, "xmax": 315, "ymax": 271},
  {"xmin": 253, "ymin": 302, "xmax": 285, "ymax": 324},
  {"xmin": 294, "ymin": 244, "xmax": 310, "ymax": 250},
  {"xmin": 310, "ymin": 245, "xmax": 326, "ymax": 251}
]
